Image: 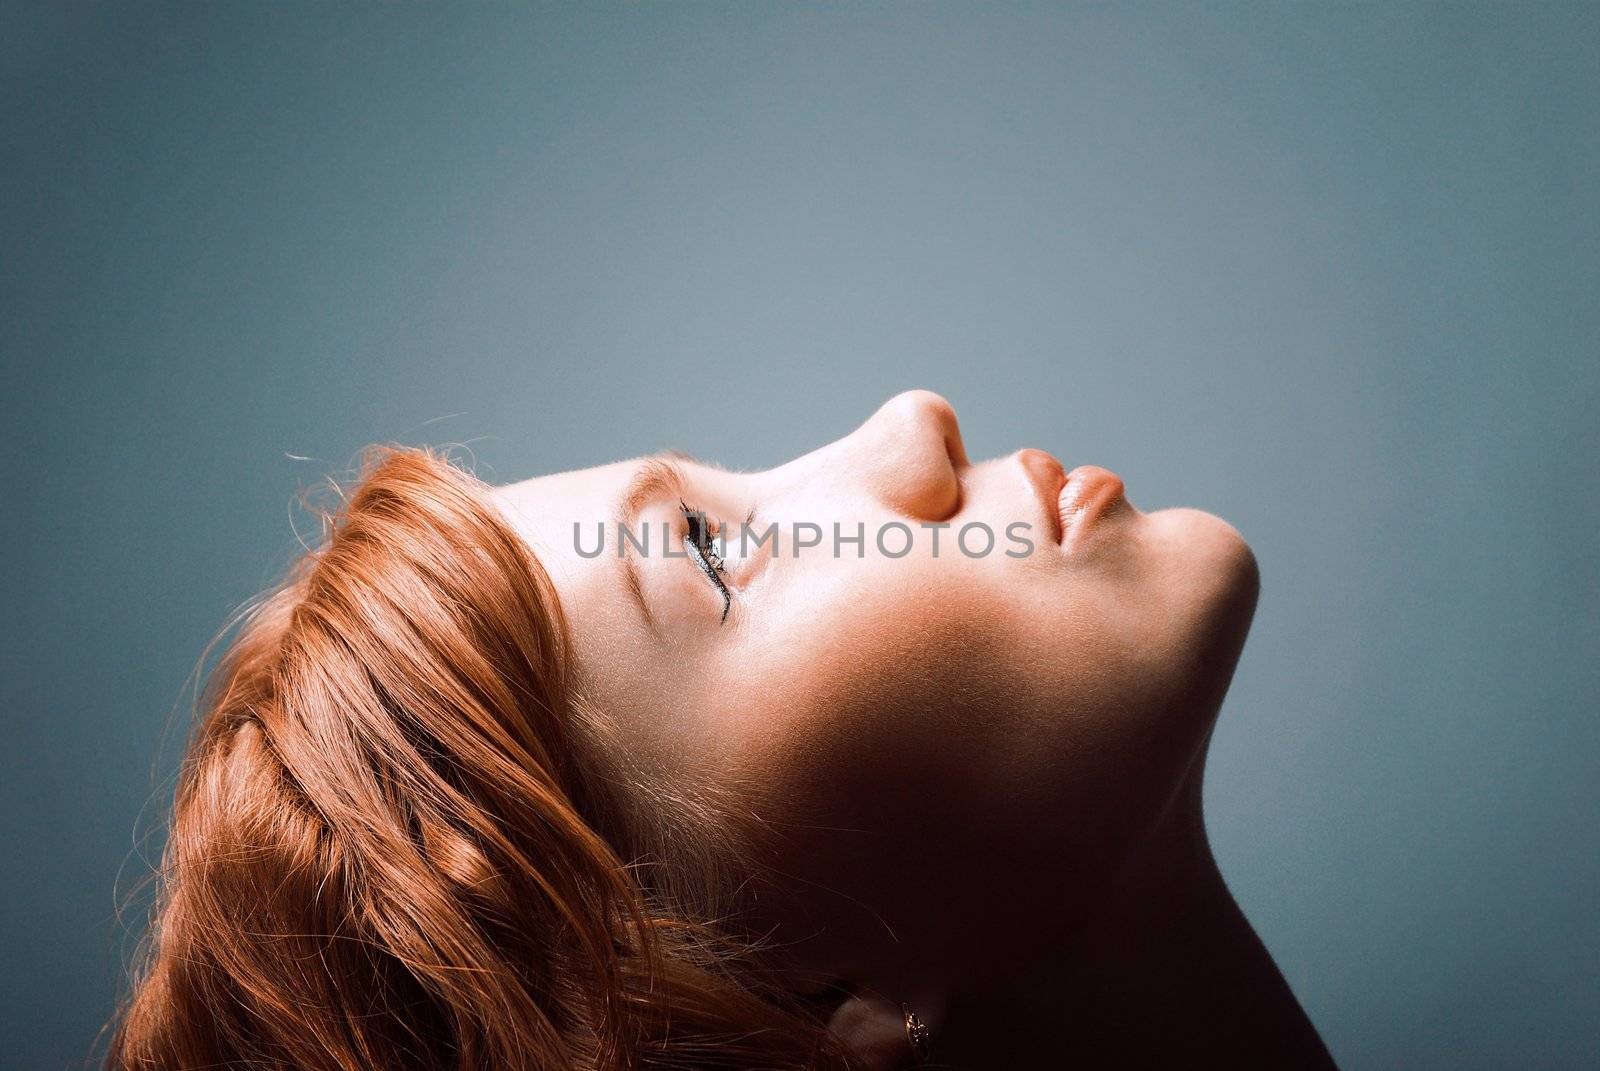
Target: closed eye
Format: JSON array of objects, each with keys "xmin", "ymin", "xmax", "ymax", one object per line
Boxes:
[{"xmin": 680, "ymin": 501, "xmax": 732, "ymax": 623}]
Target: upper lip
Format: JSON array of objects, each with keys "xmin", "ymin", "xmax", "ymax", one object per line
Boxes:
[{"xmin": 1017, "ymin": 448, "xmax": 1068, "ymax": 545}]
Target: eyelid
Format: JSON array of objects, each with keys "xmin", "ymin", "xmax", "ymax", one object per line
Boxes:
[
  {"xmin": 684, "ymin": 537, "xmax": 731, "ymax": 623},
  {"xmin": 679, "ymin": 500, "xmax": 732, "ymax": 624}
]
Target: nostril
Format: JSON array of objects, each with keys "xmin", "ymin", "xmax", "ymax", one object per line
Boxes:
[{"xmin": 928, "ymin": 398, "xmax": 969, "ymax": 469}]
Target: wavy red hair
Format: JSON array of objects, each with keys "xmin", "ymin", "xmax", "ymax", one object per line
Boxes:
[{"xmin": 106, "ymin": 445, "xmax": 849, "ymax": 1070}]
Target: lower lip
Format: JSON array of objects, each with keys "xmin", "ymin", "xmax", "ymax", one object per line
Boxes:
[{"xmin": 1058, "ymin": 465, "xmax": 1126, "ymax": 547}]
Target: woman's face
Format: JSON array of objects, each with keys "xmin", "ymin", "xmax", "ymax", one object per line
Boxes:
[{"xmin": 493, "ymin": 390, "xmax": 1258, "ymax": 984}]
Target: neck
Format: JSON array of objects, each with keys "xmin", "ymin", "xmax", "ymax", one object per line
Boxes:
[{"xmin": 933, "ymin": 772, "xmax": 1338, "ymax": 1070}]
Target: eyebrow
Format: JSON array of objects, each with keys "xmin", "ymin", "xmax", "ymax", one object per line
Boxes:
[
  {"xmin": 614, "ymin": 451, "xmax": 701, "ymax": 632},
  {"xmin": 616, "ymin": 452, "xmax": 692, "ymax": 533}
]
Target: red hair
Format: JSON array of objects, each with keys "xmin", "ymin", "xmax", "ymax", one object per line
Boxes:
[{"xmin": 106, "ymin": 445, "xmax": 849, "ymax": 1070}]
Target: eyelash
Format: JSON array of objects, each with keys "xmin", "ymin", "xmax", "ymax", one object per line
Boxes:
[{"xmin": 679, "ymin": 500, "xmax": 731, "ymax": 623}]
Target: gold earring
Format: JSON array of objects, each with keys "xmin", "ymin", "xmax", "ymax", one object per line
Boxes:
[{"xmin": 900, "ymin": 1002, "xmax": 932, "ymax": 1065}]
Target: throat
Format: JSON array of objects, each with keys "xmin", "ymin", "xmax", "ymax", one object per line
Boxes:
[{"xmin": 932, "ymin": 786, "xmax": 1338, "ymax": 1069}]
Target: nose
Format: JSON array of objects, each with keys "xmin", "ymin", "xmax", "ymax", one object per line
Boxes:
[{"xmin": 849, "ymin": 389, "xmax": 967, "ymax": 520}]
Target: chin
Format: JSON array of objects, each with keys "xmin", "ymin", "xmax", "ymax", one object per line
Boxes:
[
  {"xmin": 1153, "ymin": 504, "xmax": 1258, "ymax": 593},
  {"xmin": 1146, "ymin": 507, "xmax": 1262, "ymax": 679}
]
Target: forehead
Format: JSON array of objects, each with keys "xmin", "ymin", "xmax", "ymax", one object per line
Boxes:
[
  {"xmin": 490, "ymin": 459, "xmax": 634, "ymax": 591},
  {"xmin": 491, "ymin": 457, "xmax": 745, "ymax": 761},
  {"xmin": 489, "ymin": 459, "xmax": 664, "ymax": 695}
]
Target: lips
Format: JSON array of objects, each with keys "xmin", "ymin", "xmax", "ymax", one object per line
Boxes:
[
  {"xmin": 1058, "ymin": 464, "xmax": 1126, "ymax": 549},
  {"xmin": 1017, "ymin": 448, "xmax": 1068, "ymax": 544},
  {"xmin": 1017, "ymin": 449, "xmax": 1127, "ymax": 550}
]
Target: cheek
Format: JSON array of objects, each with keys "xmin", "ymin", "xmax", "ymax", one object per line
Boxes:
[
  {"xmin": 707, "ymin": 564, "xmax": 1036, "ymax": 959},
  {"xmin": 703, "ymin": 556, "xmax": 1017, "ymax": 797},
  {"xmin": 715, "ymin": 555, "xmax": 1192, "ymax": 830},
  {"xmin": 697, "ymin": 552, "xmax": 1236, "ymax": 962}
]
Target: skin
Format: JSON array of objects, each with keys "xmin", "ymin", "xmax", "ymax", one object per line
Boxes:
[{"xmin": 493, "ymin": 389, "xmax": 1334, "ymax": 1068}]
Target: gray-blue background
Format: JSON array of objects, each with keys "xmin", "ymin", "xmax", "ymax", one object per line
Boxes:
[{"xmin": 4, "ymin": 3, "xmax": 1596, "ymax": 1067}]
